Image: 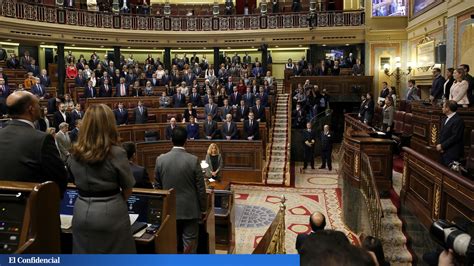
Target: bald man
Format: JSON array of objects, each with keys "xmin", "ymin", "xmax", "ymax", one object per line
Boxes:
[
  {"xmin": 296, "ymin": 211, "xmax": 326, "ymax": 253},
  {"xmin": 0, "ymin": 91, "xmax": 67, "ymax": 195}
]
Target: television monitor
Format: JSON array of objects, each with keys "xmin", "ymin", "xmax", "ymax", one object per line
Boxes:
[{"xmin": 372, "ymin": 0, "xmax": 407, "ymax": 16}]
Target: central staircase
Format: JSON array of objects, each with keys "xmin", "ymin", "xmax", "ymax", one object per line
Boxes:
[{"xmin": 265, "ymin": 86, "xmax": 290, "ymax": 185}]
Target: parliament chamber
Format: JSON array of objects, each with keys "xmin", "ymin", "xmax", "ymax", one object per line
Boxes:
[{"xmin": 0, "ymin": 0, "xmax": 473, "ymax": 265}]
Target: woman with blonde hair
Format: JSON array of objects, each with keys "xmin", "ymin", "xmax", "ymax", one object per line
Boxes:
[
  {"xmin": 205, "ymin": 143, "xmax": 223, "ymax": 181},
  {"xmin": 449, "ymin": 67, "xmax": 469, "ymax": 107},
  {"xmin": 67, "ymin": 104, "xmax": 136, "ymax": 253}
]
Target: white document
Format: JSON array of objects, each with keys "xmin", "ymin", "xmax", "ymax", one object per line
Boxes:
[
  {"xmin": 60, "ymin": 215, "xmax": 73, "ymax": 229},
  {"xmin": 129, "ymin": 214, "xmax": 139, "ymax": 225}
]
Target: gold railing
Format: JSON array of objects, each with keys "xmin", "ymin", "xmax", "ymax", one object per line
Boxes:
[
  {"xmin": 0, "ymin": 0, "xmax": 365, "ymax": 31},
  {"xmin": 252, "ymin": 196, "xmax": 286, "ymax": 254},
  {"xmin": 360, "ymin": 153, "xmax": 384, "ymax": 238}
]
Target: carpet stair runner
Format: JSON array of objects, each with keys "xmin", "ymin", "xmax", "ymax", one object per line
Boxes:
[
  {"xmin": 265, "ymin": 85, "xmax": 290, "ymax": 185},
  {"xmin": 380, "ymin": 199, "xmax": 413, "ymax": 265}
]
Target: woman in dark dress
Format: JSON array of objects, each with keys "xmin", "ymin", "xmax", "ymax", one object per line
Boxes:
[
  {"xmin": 182, "ymin": 103, "xmax": 197, "ymax": 123},
  {"xmin": 205, "ymin": 143, "xmax": 223, "ymax": 181},
  {"xmin": 67, "ymin": 104, "xmax": 136, "ymax": 254}
]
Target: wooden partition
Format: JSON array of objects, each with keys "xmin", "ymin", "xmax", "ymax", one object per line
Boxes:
[
  {"xmin": 136, "ymin": 140, "xmax": 263, "ymax": 183},
  {"xmin": 409, "ymin": 102, "xmax": 474, "ymax": 162},
  {"xmin": 401, "ymin": 147, "xmax": 474, "ymax": 228},
  {"xmin": 0, "ymin": 181, "xmax": 60, "ymax": 254},
  {"xmin": 342, "ymin": 114, "xmax": 393, "ymax": 193},
  {"xmin": 288, "ymin": 76, "xmax": 373, "ymax": 102}
]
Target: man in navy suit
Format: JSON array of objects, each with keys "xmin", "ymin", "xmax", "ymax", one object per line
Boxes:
[
  {"xmin": 0, "ymin": 67, "xmax": 9, "ymax": 85},
  {"xmin": 244, "ymin": 112, "xmax": 259, "ymax": 140},
  {"xmin": 205, "ymin": 97, "xmax": 218, "ymax": 121},
  {"xmin": 133, "ymin": 100, "xmax": 148, "ymax": 124},
  {"xmin": 186, "ymin": 116, "xmax": 200, "ymax": 140},
  {"xmin": 221, "ymin": 114, "xmax": 238, "ymax": 140},
  {"xmin": 295, "ymin": 212, "xmax": 326, "ymax": 253},
  {"xmin": 252, "ymin": 98, "xmax": 265, "ymax": 122},
  {"xmin": 243, "ymin": 87, "xmax": 255, "ymax": 107},
  {"xmin": 173, "ymin": 88, "xmax": 186, "ymax": 108},
  {"xmin": 229, "ymin": 87, "xmax": 241, "ymax": 107},
  {"xmin": 75, "ymin": 70, "xmax": 86, "ymax": 87},
  {"xmin": 224, "ymin": 77, "xmax": 234, "ymax": 96},
  {"xmin": 302, "ymin": 122, "xmax": 316, "ymax": 169},
  {"xmin": 188, "ymin": 87, "xmax": 202, "ymax": 107},
  {"xmin": 31, "ymin": 78, "xmax": 47, "ymax": 99},
  {"xmin": 122, "ymin": 142, "xmax": 153, "ymax": 188},
  {"xmin": 219, "ymin": 99, "xmax": 233, "ymax": 121},
  {"xmin": 99, "ymin": 79, "xmax": 112, "ymax": 97},
  {"xmin": 39, "ymin": 69, "xmax": 51, "ymax": 87},
  {"xmin": 235, "ymin": 100, "xmax": 249, "ymax": 122},
  {"xmin": 320, "ymin": 124, "xmax": 333, "ymax": 171},
  {"xmin": 436, "ymin": 100, "xmax": 465, "ymax": 166},
  {"xmin": 183, "ymin": 70, "xmax": 195, "ymax": 87},
  {"xmin": 70, "ymin": 103, "xmax": 84, "ymax": 129},
  {"xmin": 0, "ymin": 78, "xmax": 10, "ymax": 115},
  {"xmin": 430, "ymin": 68, "xmax": 446, "ymax": 101},
  {"xmin": 84, "ymin": 80, "xmax": 96, "ymax": 99},
  {"xmin": 69, "ymin": 118, "xmax": 81, "ymax": 144},
  {"xmin": 27, "ymin": 59, "xmax": 40, "ymax": 77},
  {"xmin": 115, "ymin": 77, "xmax": 129, "ymax": 97},
  {"xmin": 114, "ymin": 102, "xmax": 129, "ymax": 125}
]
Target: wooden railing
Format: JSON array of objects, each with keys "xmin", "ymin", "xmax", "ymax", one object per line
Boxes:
[
  {"xmin": 0, "ymin": 0, "xmax": 365, "ymax": 31},
  {"xmin": 252, "ymin": 196, "xmax": 286, "ymax": 254},
  {"xmin": 360, "ymin": 153, "xmax": 384, "ymax": 239}
]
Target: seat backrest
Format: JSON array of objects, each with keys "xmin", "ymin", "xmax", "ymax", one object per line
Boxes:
[
  {"xmin": 402, "ymin": 113, "xmax": 413, "ymax": 135},
  {"xmin": 393, "ymin": 111, "xmax": 406, "ymax": 133}
]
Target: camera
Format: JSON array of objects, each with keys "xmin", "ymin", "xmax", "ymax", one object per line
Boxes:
[{"xmin": 430, "ymin": 220, "xmax": 474, "ymax": 260}]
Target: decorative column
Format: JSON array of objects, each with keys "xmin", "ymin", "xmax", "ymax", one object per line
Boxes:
[
  {"xmin": 213, "ymin": 47, "xmax": 220, "ymax": 75},
  {"xmin": 261, "ymin": 44, "xmax": 268, "ymax": 73},
  {"xmin": 164, "ymin": 48, "xmax": 171, "ymax": 70},
  {"xmin": 56, "ymin": 43, "xmax": 65, "ymax": 95},
  {"xmin": 113, "ymin": 46, "xmax": 120, "ymax": 69}
]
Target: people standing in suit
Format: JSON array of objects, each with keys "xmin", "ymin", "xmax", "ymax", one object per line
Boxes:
[
  {"xmin": 188, "ymin": 87, "xmax": 202, "ymax": 107},
  {"xmin": 165, "ymin": 117, "xmax": 178, "ymax": 140},
  {"xmin": 31, "ymin": 77, "xmax": 47, "ymax": 99},
  {"xmin": 406, "ymin": 79, "xmax": 420, "ymax": 101},
  {"xmin": 6, "ymin": 53, "xmax": 19, "ymax": 69},
  {"xmin": 244, "ymin": 112, "xmax": 259, "ymax": 140},
  {"xmin": 229, "ymin": 87, "xmax": 241, "ymax": 107},
  {"xmin": 436, "ymin": 100, "xmax": 465, "ymax": 167},
  {"xmin": 114, "ymin": 102, "xmax": 129, "ymax": 125},
  {"xmin": 320, "ymin": 125, "xmax": 333, "ymax": 171},
  {"xmin": 173, "ymin": 88, "xmax": 186, "ymax": 108},
  {"xmin": 53, "ymin": 103, "xmax": 71, "ymax": 132},
  {"xmin": 243, "ymin": 87, "xmax": 255, "ymax": 107},
  {"xmin": 115, "ymin": 77, "xmax": 129, "ymax": 97},
  {"xmin": 303, "ymin": 122, "xmax": 316, "ymax": 169},
  {"xmin": 70, "ymin": 103, "xmax": 84, "ymax": 129},
  {"xmin": 69, "ymin": 119, "xmax": 82, "ymax": 144},
  {"xmin": 430, "ymin": 68, "xmax": 446, "ymax": 102},
  {"xmin": 27, "ymin": 59, "xmax": 40, "ymax": 77},
  {"xmin": 84, "ymin": 79, "xmax": 96, "ymax": 99},
  {"xmin": 154, "ymin": 126, "xmax": 207, "ymax": 253},
  {"xmin": 222, "ymin": 114, "xmax": 238, "ymax": 140},
  {"xmin": 67, "ymin": 104, "xmax": 136, "ymax": 254},
  {"xmin": 186, "ymin": 116, "xmax": 200, "ymax": 140},
  {"xmin": 382, "ymin": 97, "xmax": 395, "ymax": 137},
  {"xmin": 443, "ymin": 68, "xmax": 455, "ymax": 100},
  {"xmin": 363, "ymin": 93, "xmax": 374, "ymax": 125},
  {"xmin": 0, "ymin": 78, "xmax": 10, "ymax": 115},
  {"xmin": 133, "ymin": 100, "xmax": 148, "ymax": 124},
  {"xmin": 99, "ymin": 78, "xmax": 112, "ymax": 97},
  {"xmin": 203, "ymin": 114, "xmax": 218, "ymax": 139},
  {"xmin": 205, "ymin": 97, "xmax": 218, "ymax": 121},
  {"xmin": 205, "ymin": 143, "xmax": 223, "ymax": 181},
  {"xmin": 295, "ymin": 212, "xmax": 326, "ymax": 253},
  {"xmin": 449, "ymin": 67, "xmax": 470, "ymax": 108},
  {"xmin": 122, "ymin": 142, "xmax": 153, "ymax": 189},
  {"xmin": 0, "ymin": 91, "xmax": 67, "ymax": 194},
  {"xmin": 55, "ymin": 122, "xmax": 71, "ymax": 162},
  {"xmin": 39, "ymin": 69, "xmax": 51, "ymax": 87},
  {"xmin": 219, "ymin": 99, "xmax": 233, "ymax": 122},
  {"xmin": 252, "ymin": 98, "xmax": 265, "ymax": 122},
  {"xmin": 460, "ymin": 64, "xmax": 474, "ymax": 105},
  {"xmin": 352, "ymin": 59, "xmax": 364, "ymax": 76}
]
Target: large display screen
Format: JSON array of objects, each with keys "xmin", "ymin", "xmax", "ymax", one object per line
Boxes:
[
  {"xmin": 372, "ymin": 0, "xmax": 407, "ymax": 16},
  {"xmin": 413, "ymin": 0, "xmax": 440, "ymax": 16}
]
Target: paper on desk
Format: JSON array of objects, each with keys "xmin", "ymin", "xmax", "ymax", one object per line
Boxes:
[
  {"xmin": 60, "ymin": 215, "xmax": 73, "ymax": 229},
  {"xmin": 376, "ymin": 131, "xmax": 386, "ymax": 135},
  {"xmin": 133, "ymin": 224, "xmax": 150, "ymax": 238},
  {"xmin": 208, "ymin": 178, "xmax": 216, "ymax": 183},
  {"xmin": 129, "ymin": 214, "xmax": 139, "ymax": 225}
]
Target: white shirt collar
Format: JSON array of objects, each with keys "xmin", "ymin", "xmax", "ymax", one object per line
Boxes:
[
  {"xmin": 16, "ymin": 119, "xmax": 35, "ymax": 128},
  {"xmin": 172, "ymin": 146, "xmax": 185, "ymax": 150},
  {"xmin": 446, "ymin": 112, "xmax": 456, "ymax": 120}
]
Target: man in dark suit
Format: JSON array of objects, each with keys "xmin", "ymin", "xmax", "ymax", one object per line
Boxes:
[
  {"xmin": 351, "ymin": 59, "xmax": 364, "ymax": 76},
  {"xmin": 430, "ymin": 68, "xmax": 446, "ymax": 101},
  {"xmin": 0, "ymin": 91, "xmax": 67, "ymax": 194},
  {"xmin": 31, "ymin": 78, "xmax": 47, "ymax": 99},
  {"xmin": 53, "ymin": 103, "xmax": 71, "ymax": 132},
  {"xmin": 203, "ymin": 114, "xmax": 217, "ymax": 140},
  {"xmin": 243, "ymin": 87, "xmax": 255, "ymax": 107},
  {"xmin": 229, "ymin": 87, "xmax": 241, "ymax": 107},
  {"xmin": 115, "ymin": 78, "xmax": 129, "ymax": 97},
  {"xmin": 436, "ymin": 100, "xmax": 465, "ymax": 166},
  {"xmin": 154, "ymin": 126, "xmax": 207, "ymax": 253},
  {"xmin": 235, "ymin": 100, "xmax": 249, "ymax": 122},
  {"xmin": 114, "ymin": 102, "xmax": 129, "ymax": 125},
  {"xmin": 222, "ymin": 114, "xmax": 238, "ymax": 140},
  {"xmin": 122, "ymin": 142, "xmax": 153, "ymax": 189},
  {"xmin": 204, "ymin": 97, "xmax": 218, "ymax": 121},
  {"xmin": 6, "ymin": 54, "xmax": 19, "ymax": 69},
  {"xmin": 165, "ymin": 117, "xmax": 177, "ymax": 140},
  {"xmin": 133, "ymin": 100, "xmax": 148, "ymax": 124},
  {"xmin": 70, "ymin": 103, "xmax": 84, "ymax": 129},
  {"xmin": 173, "ymin": 88, "xmax": 186, "ymax": 108},
  {"xmin": 303, "ymin": 122, "xmax": 316, "ymax": 169},
  {"xmin": 27, "ymin": 59, "xmax": 40, "ymax": 77},
  {"xmin": 320, "ymin": 124, "xmax": 333, "ymax": 171},
  {"xmin": 75, "ymin": 70, "xmax": 86, "ymax": 87},
  {"xmin": 224, "ymin": 77, "xmax": 234, "ymax": 96},
  {"xmin": 69, "ymin": 118, "xmax": 81, "ymax": 144},
  {"xmin": 219, "ymin": 99, "xmax": 233, "ymax": 121},
  {"xmin": 99, "ymin": 79, "xmax": 113, "ymax": 97},
  {"xmin": 188, "ymin": 87, "xmax": 202, "ymax": 107},
  {"xmin": 20, "ymin": 51, "xmax": 32, "ymax": 69},
  {"xmin": 252, "ymin": 98, "xmax": 265, "ymax": 122},
  {"xmin": 244, "ymin": 112, "xmax": 259, "ymax": 140},
  {"xmin": 39, "ymin": 69, "xmax": 51, "ymax": 87},
  {"xmin": 295, "ymin": 212, "xmax": 326, "ymax": 253},
  {"xmin": 84, "ymin": 80, "xmax": 96, "ymax": 99}
]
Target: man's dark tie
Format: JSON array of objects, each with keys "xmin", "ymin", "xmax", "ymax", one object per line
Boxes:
[{"xmin": 250, "ymin": 120, "xmax": 253, "ymax": 127}]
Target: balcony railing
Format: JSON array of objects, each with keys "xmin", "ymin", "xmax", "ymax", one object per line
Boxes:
[{"xmin": 0, "ymin": 0, "xmax": 364, "ymax": 31}]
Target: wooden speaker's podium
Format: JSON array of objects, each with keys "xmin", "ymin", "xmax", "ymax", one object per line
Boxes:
[{"xmin": 0, "ymin": 181, "xmax": 60, "ymax": 254}]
